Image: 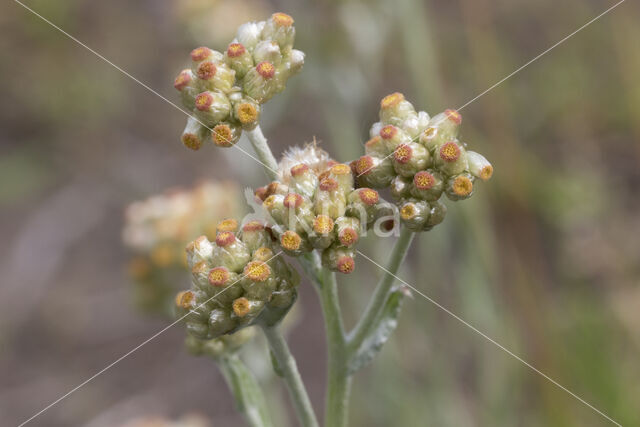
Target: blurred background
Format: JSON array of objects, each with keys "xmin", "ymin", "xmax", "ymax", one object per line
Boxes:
[{"xmin": 1, "ymin": 0, "xmax": 639, "ymax": 425}]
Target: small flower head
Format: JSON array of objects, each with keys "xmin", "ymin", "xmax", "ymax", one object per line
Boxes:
[
  {"xmin": 174, "ymin": 69, "xmax": 192, "ymax": 91},
  {"xmin": 358, "ymin": 188, "xmax": 380, "ymax": 205},
  {"xmin": 253, "ymin": 246, "xmax": 274, "ymax": 261},
  {"xmin": 414, "ymin": 171, "xmax": 436, "ymax": 190},
  {"xmin": 256, "ymin": 61, "xmax": 276, "ymax": 79},
  {"xmin": 216, "ymin": 231, "xmax": 236, "ymax": 247},
  {"xmin": 467, "ymin": 151, "xmax": 493, "ymax": 181},
  {"xmin": 354, "ymin": 155, "xmax": 375, "ymax": 176},
  {"xmin": 319, "ymin": 177, "xmax": 339, "ymax": 192},
  {"xmin": 226, "ymin": 43, "xmax": 246, "ymax": 58},
  {"xmin": 338, "ymin": 228, "xmax": 358, "ymax": 247},
  {"xmin": 212, "ymin": 123, "xmax": 239, "ymax": 147},
  {"xmin": 243, "ymin": 260, "xmax": 271, "ymax": 282},
  {"xmin": 380, "ymin": 125, "xmax": 398, "ymax": 140},
  {"xmin": 191, "ymin": 47, "xmax": 213, "ymax": 62},
  {"xmin": 452, "ymin": 175, "xmax": 473, "ymax": 197},
  {"xmin": 445, "ymin": 109, "xmax": 462, "ymax": 125},
  {"xmin": 439, "ymin": 141, "xmax": 461, "ymax": 163},
  {"xmin": 195, "ymin": 92, "xmax": 214, "ymax": 111},
  {"xmin": 217, "ymin": 218, "xmax": 239, "ymax": 233},
  {"xmin": 233, "ymin": 297, "xmax": 251, "ymax": 317},
  {"xmin": 400, "ymin": 203, "xmax": 418, "ymax": 221},
  {"xmin": 196, "ymin": 61, "xmax": 217, "ymax": 80},
  {"xmin": 242, "ymin": 221, "xmax": 265, "ymax": 232},
  {"xmin": 380, "ymin": 92, "xmax": 405, "ymax": 110},
  {"xmin": 181, "ymin": 132, "xmax": 202, "ymax": 151},
  {"xmin": 208, "ymin": 267, "xmax": 230, "ymax": 287},
  {"xmin": 313, "ymin": 215, "xmax": 334, "ymax": 234},
  {"xmin": 394, "ymin": 144, "xmax": 413, "ymax": 164},
  {"xmin": 176, "ymin": 290, "xmax": 195, "ymax": 309},
  {"xmin": 280, "ymin": 230, "xmax": 302, "ymax": 251},
  {"xmin": 291, "ymin": 163, "xmax": 310, "ymax": 177},
  {"xmin": 283, "ymin": 192, "xmax": 304, "ymax": 209},
  {"xmin": 330, "ymin": 163, "xmax": 351, "ymax": 176},
  {"xmin": 337, "ymin": 256, "xmax": 355, "ymax": 274},
  {"xmin": 272, "ymin": 12, "xmax": 294, "ymax": 27},
  {"xmin": 235, "ymin": 102, "xmax": 259, "ymax": 126}
]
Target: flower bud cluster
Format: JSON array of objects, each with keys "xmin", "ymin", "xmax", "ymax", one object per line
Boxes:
[
  {"xmin": 123, "ymin": 181, "xmax": 242, "ymax": 314},
  {"xmin": 176, "ymin": 220, "xmax": 299, "ymax": 339},
  {"xmin": 253, "ymin": 144, "xmax": 389, "ymax": 274},
  {"xmin": 174, "ymin": 13, "xmax": 304, "ymax": 150},
  {"xmin": 353, "ymin": 93, "xmax": 493, "ymax": 231}
]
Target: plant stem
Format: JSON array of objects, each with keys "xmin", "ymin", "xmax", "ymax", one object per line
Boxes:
[
  {"xmin": 348, "ymin": 227, "xmax": 415, "ymax": 352},
  {"xmin": 218, "ymin": 354, "xmax": 274, "ymax": 427},
  {"xmin": 246, "ymin": 126, "xmax": 279, "ymax": 180},
  {"xmin": 260, "ymin": 324, "xmax": 319, "ymax": 427},
  {"xmin": 317, "ymin": 268, "xmax": 351, "ymax": 427}
]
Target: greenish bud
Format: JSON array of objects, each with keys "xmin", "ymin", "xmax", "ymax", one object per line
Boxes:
[
  {"xmin": 232, "ymin": 98, "xmax": 261, "ymax": 130},
  {"xmin": 420, "ymin": 109, "xmax": 462, "ymax": 151},
  {"xmin": 194, "ymin": 90, "xmax": 231, "ymax": 126},
  {"xmin": 173, "ymin": 69, "xmax": 199, "ymax": 109},
  {"xmin": 379, "ymin": 92, "xmax": 417, "ymax": 126},
  {"xmin": 433, "ymin": 140, "xmax": 469, "ymax": 176},
  {"xmin": 322, "ymin": 244, "xmax": 356, "ymax": 274},
  {"xmin": 314, "ymin": 178, "xmax": 347, "ymax": 219},
  {"xmin": 401, "ymin": 111, "xmax": 431, "ymax": 139},
  {"xmin": 364, "ymin": 136, "xmax": 389, "ymax": 157},
  {"xmin": 253, "ymin": 40, "xmax": 283, "ymax": 67},
  {"xmin": 379, "ymin": 124, "xmax": 412, "ymax": 151},
  {"xmin": 288, "ymin": 164, "xmax": 318, "ymax": 198},
  {"xmin": 399, "ymin": 199, "xmax": 430, "ymax": 231},
  {"xmin": 180, "ymin": 116, "xmax": 210, "ymax": 151},
  {"xmin": 239, "ymin": 221, "xmax": 271, "ymax": 252},
  {"xmin": 195, "ymin": 61, "xmax": 235, "ymax": 93},
  {"xmin": 327, "ymin": 163, "xmax": 355, "ymax": 194},
  {"xmin": 352, "ymin": 155, "xmax": 395, "ymax": 188},
  {"xmin": 409, "ymin": 169, "xmax": 444, "ymax": 201},
  {"xmin": 213, "ymin": 231, "xmax": 251, "ymax": 272},
  {"xmin": 392, "ymin": 142, "xmax": 431, "ymax": 178},
  {"xmin": 466, "ymin": 151, "xmax": 494, "ymax": 181},
  {"xmin": 232, "ymin": 297, "xmax": 265, "ymax": 326},
  {"xmin": 334, "ymin": 216, "xmax": 360, "ymax": 247},
  {"xmin": 263, "ymin": 13, "xmax": 296, "ymax": 49},
  {"xmin": 309, "ymin": 214, "xmax": 335, "ymax": 249},
  {"xmin": 209, "ymin": 308, "xmax": 237, "ymax": 336},
  {"xmin": 190, "ymin": 47, "xmax": 224, "ymax": 71},
  {"xmin": 288, "ymin": 49, "xmax": 305, "ymax": 76},
  {"xmin": 445, "ymin": 173, "xmax": 475, "ymax": 201},
  {"xmin": 243, "ymin": 62, "xmax": 278, "ymax": 104},
  {"xmin": 262, "ymin": 194, "xmax": 286, "ymax": 223},
  {"xmin": 225, "ymin": 42, "xmax": 254, "ymax": 79},
  {"xmin": 236, "ymin": 21, "xmax": 265, "ymax": 50},
  {"xmin": 390, "ymin": 175, "xmax": 412, "ymax": 200},
  {"xmin": 346, "ymin": 188, "xmax": 380, "ymax": 225},
  {"xmin": 424, "ymin": 199, "xmax": 447, "ymax": 230},
  {"xmin": 186, "ymin": 236, "xmax": 214, "ymax": 268}
]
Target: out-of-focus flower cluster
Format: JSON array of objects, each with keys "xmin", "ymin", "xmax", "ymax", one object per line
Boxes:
[
  {"xmin": 353, "ymin": 93, "xmax": 493, "ymax": 231},
  {"xmin": 253, "ymin": 144, "xmax": 392, "ymax": 274},
  {"xmin": 176, "ymin": 219, "xmax": 299, "ymax": 339},
  {"xmin": 123, "ymin": 181, "xmax": 242, "ymax": 314},
  {"xmin": 174, "ymin": 12, "xmax": 304, "ymax": 150}
]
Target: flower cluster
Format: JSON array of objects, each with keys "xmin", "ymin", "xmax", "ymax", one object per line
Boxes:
[
  {"xmin": 176, "ymin": 219, "xmax": 299, "ymax": 339},
  {"xmin": 253, "ymin": 144, "xmax": 390, "ymax": 274},
  {"xmin": 174, "ymin": 12, "xmax": 304, "ymax": 150},
  {"xmin": 123, "ymin": 181, "xmax": 242, "ymax": 314},
  {"xmin": 353, "ymin": 93, "xmax": 493, "ymax": 231}
]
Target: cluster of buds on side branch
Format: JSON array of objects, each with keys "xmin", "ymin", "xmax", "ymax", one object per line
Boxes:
[
  {"xmin": 176, "ymin": 219, "xmax": 299, "ymax": 339},
  {"xmin": 353, "ymin": 93, "xmax": 493, "ymax": 231},
  {"xmin": 174, "ymin": 12, "xmax": 304, "ymax": 150}
]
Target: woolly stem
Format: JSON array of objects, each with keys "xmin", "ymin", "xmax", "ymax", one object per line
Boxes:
[{"xmin": 246, "ymin": 126, "xmax": 279, "ymax": 180}]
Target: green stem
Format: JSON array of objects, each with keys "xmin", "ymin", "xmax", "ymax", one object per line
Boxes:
[
  {"xmin": 218, "ymin": 354, "xmax": 274, "ymax": 427},
  {"xmin": 246, "ymin": 126, "xmax": 279, "ymax": 180},
  {"xmin": 347, "ymin": 227, "xmax": 415, "ymax": 352},
  {"xmin": 317, "ymin": 268, "xmax": 351, "ymax": 427},
  {"xmin": 260, "ymin": 324, "xmax": 319, "ymax": 427}
]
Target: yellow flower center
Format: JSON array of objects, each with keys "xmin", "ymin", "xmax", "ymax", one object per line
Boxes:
[
  {"xmin": 400, "ymin": 204, "xmax": 416, "ymax": 220},
  {"xmin": 212, "ymin": 124, "xmax": 233, "ymax": 147},
  {"xmin": 452, "ymin": 176, "xmax": 473, "ymax": 196},
  {"xmin": 281, "ymin": 230, "xmax": 302, "ymax": 251},
  {"xmin": 237, "ymin": 103, "xmax": 258, "ymax": 124},
  {"xmin": 208, "ymin": 267, "xmax": 230, "ymax": 287},
  {"xmin": 272, "ymin": 12, "xmax": 294, "ymax": 27},
  {"xmin": 380, "ymin": 92, "xmax": 404, "ymax": 109},
  {"xmin": 313, "ymin": 215, "xmax": 334, "ymax": 234},
  {"xmin": 439, "ymin": 142, "xmax": 460, "ymax": 162},
  {"xmin": 175, "ymin": 291, "xmax": 195, "ymax": 309},
  {"xmin": 233, "ymin": 297, "xmax": 251, "ymax": 317},
  {"xmin": 217, "ymin": 218, "xmax": 238, "ymax": 232},
  {"xmin": 244, "ymin": 260, "xmax": 271, "ymax": 282}
]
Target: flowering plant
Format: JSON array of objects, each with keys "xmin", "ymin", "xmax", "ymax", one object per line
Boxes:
[{"xmin": 166, "ymin": 12, "xmax": 492, "ymax": 427}]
